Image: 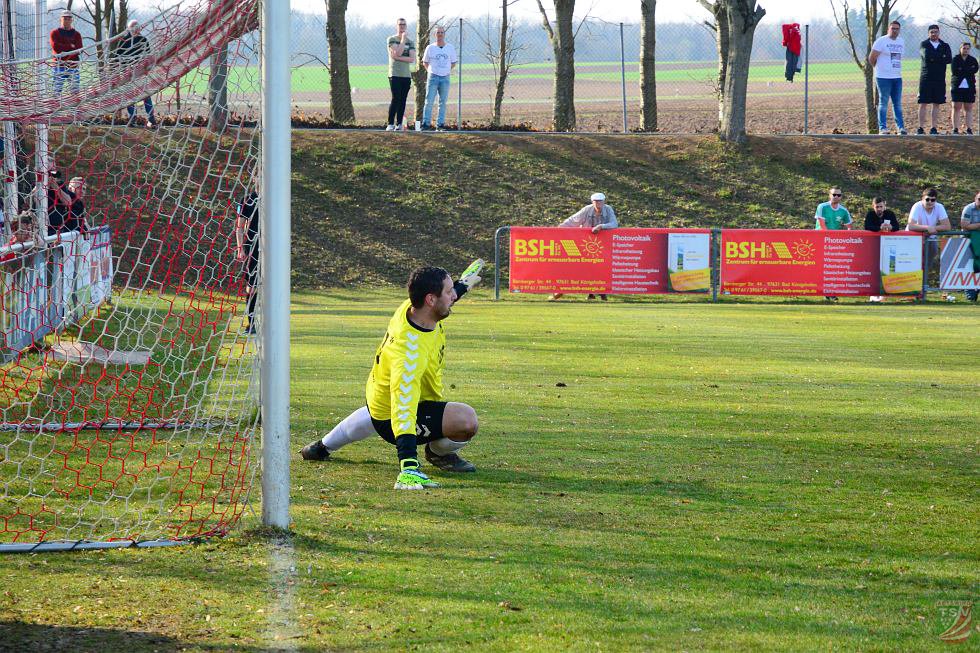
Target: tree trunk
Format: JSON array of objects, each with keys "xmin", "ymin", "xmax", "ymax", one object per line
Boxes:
[
  {"xmin": 552, "ymin": 0, "xmax": 576, "ymax": 131},
  {"xmin": 326, "ymin": 0, "xmax": 355, "ymax": 124},
  {"xmin": 863, "ymin": 64, "xmax": 876, "ymax": 133},
  {"xmin": 639, "ymin": 0, "xmax": 657, "ymax": 131},
  {"xmin": 491, "ymin": 1, "xmax": 510, "ymax": 127},
  {"xmin": 719, "ymin": 1, "xmax": 765, "ymax": 144},
  {"xmin": 209, "ymin": 44, "xmax": 229, "ymax": 132},
  {"xmin": 413, "ymin": 0, "xmax": 432, "ymax": 122}
]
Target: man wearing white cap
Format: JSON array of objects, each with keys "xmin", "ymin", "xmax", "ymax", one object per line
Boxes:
[{"xmin": 550, "ymin": 192, "xmax": 619, "ymax": 301}]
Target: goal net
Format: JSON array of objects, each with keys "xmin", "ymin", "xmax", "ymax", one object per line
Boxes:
[{"xmin": 0, "ymin": 0, "xmax": 262, "ymax": 550}]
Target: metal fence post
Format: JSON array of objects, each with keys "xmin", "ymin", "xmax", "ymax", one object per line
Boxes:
[
  {"xmin": 711, "ymin": 228, "xmax": 721, "ymax": 302},
  {"xmin": 803, "ymin": 24, "xmax": 809, "ymax": 135},
  {"xmin": 620, "ymin": 22, "xmax": 627, "ymax": 134},
  {"xmin": 457, "ymin": 17, "xmax": 463, "ymax": 130},
  {"xmin": 494, "ymin": 226, "xmax": 509, "ymax": 301}
]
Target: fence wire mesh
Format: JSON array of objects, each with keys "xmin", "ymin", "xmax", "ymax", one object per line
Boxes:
[{"xmin": 286, "ymin": 10, "xmax": 978, "ymax": 134}]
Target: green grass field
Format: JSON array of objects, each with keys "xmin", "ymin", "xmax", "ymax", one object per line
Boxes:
[
  {"xmin": 2, "ymin": 290, "xmax": 977, "ymax": 651},
  {"xmin": 190, "ymin": 61, "xmax": 891, "ymax": 95}
]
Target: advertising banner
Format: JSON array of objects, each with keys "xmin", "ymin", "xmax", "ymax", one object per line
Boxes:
[
  {"xmin": 939, "ymin": 237, "xmax": 980, "ymax": 290},
  {"xmin": 720, "ymin": 230, "xmax": 922, "ymax": 296},
  {"xmin": 509, "ymin": 227, "xmax": 710, "ymax": 294},
  {"xmin": 879, "ymin": 234, "xmax": 924, "ymax": 294}
]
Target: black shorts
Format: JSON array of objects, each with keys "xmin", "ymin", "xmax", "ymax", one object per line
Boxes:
[
  {"xmin": 918, "ymin": 78, "xmax": 946, "ymax": 104},
  {"xmin": 371, "ymin": 401, "xmax": 447, "ymax": 445},
  {"xmin": 951, "ymin": 87, "xmax": 976, "ymax": 103},
  {"xmin": 245, "ymin": 241, "xmax": 259, "ymax": 286}
]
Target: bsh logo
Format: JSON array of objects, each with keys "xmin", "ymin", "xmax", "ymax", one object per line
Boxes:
[
  {"xmin": 514, "ymin": 236, "xmax": 603, "ymax": 258},
  {"xmin": 725, "ymin": 239, "xmax": 815, "ymax": 260}
]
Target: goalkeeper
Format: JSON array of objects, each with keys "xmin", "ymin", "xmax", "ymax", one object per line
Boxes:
[{"xmin": 301, "ymin": 260, "xmax": 484, "ymax": 490}]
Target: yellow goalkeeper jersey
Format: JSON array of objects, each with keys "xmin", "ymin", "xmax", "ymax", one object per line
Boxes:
[{"xmin": 366, "ymin": 299, "xmax": 446, "ymax": 437}]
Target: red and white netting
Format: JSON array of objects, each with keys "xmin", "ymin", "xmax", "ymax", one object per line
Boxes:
[{"xmin": 0, "ymin": 0, "xmax": 262, "ymax": 550}]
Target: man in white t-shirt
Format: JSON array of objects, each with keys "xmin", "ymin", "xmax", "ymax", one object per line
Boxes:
[
  {"xmin": 907, "ymin": 188, "xmax": 951, "ymax": 271},
  {"xmin": 868, "ymin": 21, "xmax": 907, "ymax": 134},
  {"xmin": 420, "ymin": 25, "xmax": 458, "ymax": 131}
]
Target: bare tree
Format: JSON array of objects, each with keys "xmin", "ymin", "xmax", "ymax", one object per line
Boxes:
[
  {"xmin": 325, "ymin": 0, "xmax": 355, "ymax": 124},
  {"xmin": 479, "ymin": 0, "xmax": 525, "ymax": 127},
  {"xmin": 76, "ymin": 0, "xmax": 129, "ymax": 71},
  {"xmin": 697, "ymin": 0, "xmax": 730, "ymax": 127},
  {"xmin": 535, "ymin": 0, "xmax": 576, "ymax": 131},
  {"xmin": 830, "ymin": 0, "xmax": 897, "ymax": 134},
  {"xmin": 941, "ymin": 0, "xmax": 980, "ymax": 46},
  {"xmin": 640, "ymin": 0, "xmax": 657, "ymax": 131},
  {"xmin": 412, "ymin": 0, "xmax": 432, "ymax": 122},
  {"xmin": 718, "ymin": 1, "xmax": 766, "ymax": 144},
  {"xmin": 209, "ymin": 44, "xmax": 228, "ymax": 131}
]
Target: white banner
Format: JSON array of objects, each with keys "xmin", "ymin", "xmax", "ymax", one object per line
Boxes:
[
  {"xmin": 939, "ymin": 237, "xmax": 980, "ymax": 290},
  {"xmin": 879, "ymin": 235, "xmax": 923, "ymax": 295},
  {"xmin": 666, "ymin": 232, "xmax": 711, "ymax": 292}
]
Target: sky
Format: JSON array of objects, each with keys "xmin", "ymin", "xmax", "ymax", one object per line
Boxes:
[{"xmin": 279, "ymin": 0, "xmax": 955, "ymax": 25}]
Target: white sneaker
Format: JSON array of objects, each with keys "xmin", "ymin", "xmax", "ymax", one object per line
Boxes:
[{"xmin": 385, "ymin": 124, "xmax": 396, "ymax": 131}]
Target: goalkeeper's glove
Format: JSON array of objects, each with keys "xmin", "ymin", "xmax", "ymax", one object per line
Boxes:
[
  {"xmin": 394, "ymin": 460, "xmax": 440, "ymax": 490},
  {"xmin": 454, "ymin": 259, "xmax": 484, "ymax": 301},
  {"xmin": 457, "ymin": 258, "xmax": 485, "ymax": 292}
]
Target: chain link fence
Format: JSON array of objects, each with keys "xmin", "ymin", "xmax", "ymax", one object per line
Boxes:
[{"xmin": 288, "ymin": 10, "xmax": 978, "ymax": 134}]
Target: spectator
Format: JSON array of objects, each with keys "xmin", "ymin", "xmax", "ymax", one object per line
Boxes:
[
  {"xmin": 916, "ymin": 24, "xmax": 952, "ymax": 135},
  {"xmin": 907, "ymin": 188, "xmax": 951, "ymax": 234},
  {"xmin": 869, "ymin": 20, "xmax": 906, "ymax": 135},
  {"xmin": 950, "ymin": 42, "xmax": 978, "ymax": 135},
  {"xmin": 864, "ymin": 197, "xmax": 900, "ymax": 233},
  {"xmin": 1, "ymin": 212, "xmax": 36, "ymax": 263},
  {"xmin": 115, "ymin": 21, "xmax": 157, "ymax": 128},
  {"xmin": 960, "ymin": 191, "xmax": 980, "ymax": 302},
  {"xmin": 235, "ymin": 178, "xmax": 259, "ymax": 334},
  {"xmin": 907, "ymin": 188, "xmax": 951, "ymax": 274},
  {"xmin": 386, "ymin": 18, "xmax": 415, "ymax": 132},
  {"xmin": 420, "ymin": 25, "xmax": 457, "ymax": 131},
  {"xmin": 549, "ymin": 192, "xmax": 618, "ymax": 302},
  {"xmin": 864, "ymin": 197, "xmax": 899, "ymax": 303},
  {"xmin": 63, "ymin": 177, "xmax": 88, "ymax": 235},
  {"xmin": 814, "ymin": 187, "xmax": 853, "ymax": 231},
  {"xmin": 46, "ymin": 170, "xmax": 76, "ymax": 237},
  {"xmin": 50, "ymin": 11, "xmax": 83, "ymax": 95}
]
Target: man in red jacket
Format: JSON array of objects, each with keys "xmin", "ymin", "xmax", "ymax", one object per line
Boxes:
[{"xmin": 51, "ymin": 11, "xmax": 83, "ymax": 95}]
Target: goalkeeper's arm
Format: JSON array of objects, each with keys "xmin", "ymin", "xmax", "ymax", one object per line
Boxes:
[{"xmin": 452, "ymin": 258, "xmax": 484, "ymax": 302}]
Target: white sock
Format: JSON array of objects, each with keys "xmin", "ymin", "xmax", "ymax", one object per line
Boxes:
[
  {"xmin": 320, "ymin": 406, "xmax": 375, "ymax": 452},
  {"xmin": 427, "ymin": 437, "xmax": 468, "ymax": 456}
]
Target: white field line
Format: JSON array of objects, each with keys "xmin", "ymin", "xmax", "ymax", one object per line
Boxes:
[{"xmin": 263, "ymin": 535, "xmax": 302, "ymax": 651}]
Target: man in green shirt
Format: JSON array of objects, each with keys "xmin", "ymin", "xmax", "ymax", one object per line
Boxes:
[{"xmin": 814, "ymin": 187, "xmax": 854, "ymax": 230}]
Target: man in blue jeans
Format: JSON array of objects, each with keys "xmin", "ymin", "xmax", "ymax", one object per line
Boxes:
[
  {"xmin": 869, "ymin": 21, "xmax": 907, "ymax": 135},
  {"xmin": 421, "ymin": 26, "xmax": 457, "ymax": 131}
]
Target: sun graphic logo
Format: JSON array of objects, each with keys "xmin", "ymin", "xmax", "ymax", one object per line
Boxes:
[
  {"xmin": 560, "ymin": 236, "xmax": 603, "ymax": 258},
  {"xmin": 791, "ymin": 239, "xmax": 816, "ymax": 259}
]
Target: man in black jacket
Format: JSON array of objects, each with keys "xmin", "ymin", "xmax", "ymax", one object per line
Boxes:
[
  {"xmin": 115, "ymin": 20, "xmax": 157, "ymax": 128},
  {"xmin": 916, "ymin": 24, "xmax": 952, "ymax": 134}
]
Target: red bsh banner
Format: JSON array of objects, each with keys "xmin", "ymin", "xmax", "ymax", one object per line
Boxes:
[
  {"xmin": 720, "ymin": 229, "xmax": 922, "ymax": 296},
  {"xmin": 508, "ymin": 227, "xmax": 711, "ymax": 294}
]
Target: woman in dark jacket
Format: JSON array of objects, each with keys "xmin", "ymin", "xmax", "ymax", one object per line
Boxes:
[{"xmin": 950, "ymin": 42, "xmax": 978, "ymax": 134}]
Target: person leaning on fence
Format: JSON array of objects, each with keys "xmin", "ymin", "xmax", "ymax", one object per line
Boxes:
[
  {"xmin": 916, "ymin": 25, "xmax": 953, "ymax": 135},
  {"xmin": 960, "ymin": 191, "xmax": 980, "ymax": 302},
  {"xmin": 386, "ymin": 18, "xmax": 415, "ymax": 132},
  {"xmin": 46, "ymin": 170, "xmax": 76, "ymax": 238},
  {"xmin": 420, "ymin": 25, "xmax": 457, "ymax": 131},
  {"xmin": 864, "ymin": 197, "xmax": 899, "ymax": 303},
  {"xmin": 907, "ymin": 188, "xmax": 951, "ymax": 275},
  {"xmin": 950, "ymin": 42, "xmax": 978, "ymax": 135},
  {"xmin": 549, "ymin": 192, "xmax": 618, "ymax": 302},
  {"xmin": 814, "ymin": 187, "xmax": 852, "ymax": 301},
  {"xmin": 114, "ymin": 21, "xmax": 158, "ymax": 128},
  {"xmin": 869, "ymin": 21, "xmax": 906, "ymax": 135},
  {"xmin": 63, "ymin": 177, "xmax": 88, "ymax": 236},
  {"xmin": 50, "ymin": 11, "xmax": 83, "ymax": 95}
]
